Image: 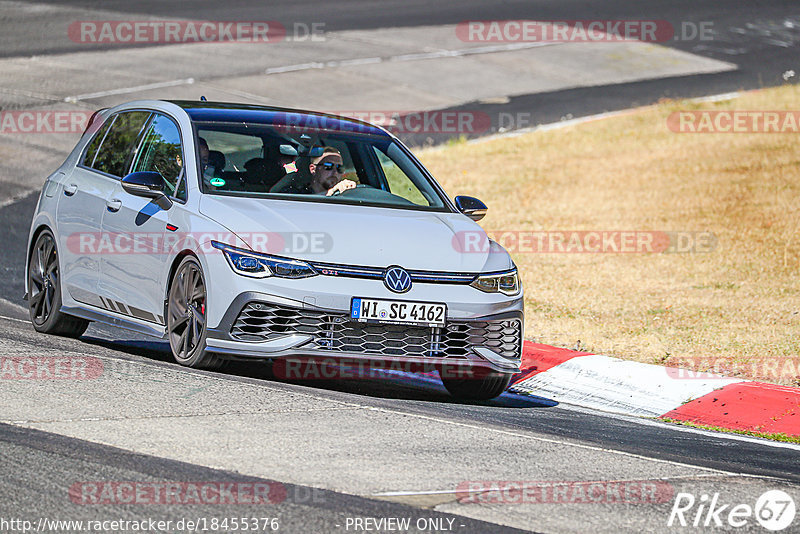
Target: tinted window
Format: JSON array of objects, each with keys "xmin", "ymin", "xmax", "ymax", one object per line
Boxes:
[
  {"xmin": 200, "ymin": 130, "xmax": 262, "ymax": 171},
  {"xmin": 82, "ymin": 116, "xmax": 114, "ymax": 168},
  {"xmin": 90, "ymin": 111, "xmax": 151, "ymax": 177},
  {"xmin": 131, "ymin": 114, "xmax": 184, "ymax": 199},
  {"xmin": 194, "ymin": 121, "xmax": 447, "ymax": 211}
]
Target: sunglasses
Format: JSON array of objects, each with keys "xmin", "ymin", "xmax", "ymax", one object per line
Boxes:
[{"xmin": 319, "ymin": 162, "xmax": 345, "ymax": 173}]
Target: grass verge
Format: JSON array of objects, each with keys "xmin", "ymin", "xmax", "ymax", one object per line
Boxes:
[
  {"xmin": 660, "ymin": 417, "xmax": 800, "ymax": 444},
  {"xmin": 419, "ymin": 84, "xmax": 800, "ymax": 385}
]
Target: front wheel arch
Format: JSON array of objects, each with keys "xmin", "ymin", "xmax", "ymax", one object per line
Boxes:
[
  {"xmin": 163, "ymin": 249, "xmax": 199, "ymax": 322},
  {"xmin": 165, "ymin": 253, "xmax": 226, "ymax": 370}
]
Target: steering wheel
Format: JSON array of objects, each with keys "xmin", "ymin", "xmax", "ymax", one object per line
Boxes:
[{"xmin": 332, "ymin": 183, "xmax": 370, "ymax": 196}]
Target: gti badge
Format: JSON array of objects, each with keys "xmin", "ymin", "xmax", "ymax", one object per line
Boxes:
[{"xmin": 384, "ymin": 266, "xmax": 412, "ymax": 293}]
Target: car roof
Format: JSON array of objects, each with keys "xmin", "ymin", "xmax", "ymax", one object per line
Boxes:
[{"xmin": 168, "ymin": 100, "xmax": 390, "ymax": 137}]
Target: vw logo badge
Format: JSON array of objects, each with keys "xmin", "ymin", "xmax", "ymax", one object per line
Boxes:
[{"xmin": 384, "ymin": 266, "xmax": 412, "ymax": 293}]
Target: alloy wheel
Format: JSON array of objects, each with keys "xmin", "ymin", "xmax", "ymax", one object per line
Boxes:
[
  {"xmin": 29, "ymin": 233, "xmax": 58, "ymax": 325},
  {"xmin": 168, "ymin": 260, "xmax": 206, "ymax": 361}
]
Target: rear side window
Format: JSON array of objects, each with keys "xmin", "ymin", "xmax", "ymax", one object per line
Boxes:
[
  {"xmin": 85, "ymin": 111, "xmax": 151, "ymax": 177},
  {"xmin": 83, "ymin": 116, "xmax": 114, "ymax": 167},
  {"xmin": 131, "ymin": 114, "xmax": 184, "ymax": 199}
]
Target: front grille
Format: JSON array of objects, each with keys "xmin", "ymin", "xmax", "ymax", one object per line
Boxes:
[
  {"xmin": 230, "ymin": 302, "xmax": 522, "ymax": 360},
  {"xmin": 306, "ymin": 261, "xmax": 477, "ymax": 284}
]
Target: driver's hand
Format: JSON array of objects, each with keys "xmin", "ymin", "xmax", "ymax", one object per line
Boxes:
[{"xmin": 326, "ymin": 179, "xmax": 357, "ymax": 196}]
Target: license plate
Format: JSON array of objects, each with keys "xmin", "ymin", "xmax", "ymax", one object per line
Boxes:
[{"xmin": 350, "ymin": 298, "xmax": 446, "ymax": 327}]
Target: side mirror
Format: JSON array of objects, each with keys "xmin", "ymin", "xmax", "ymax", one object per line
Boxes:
[
  {"xmin": 121, "ymin": 172, "xmax": 173, "ymax": 210},
  {"xmin": 454, "ymin": 195, "xmax": 487, "ymax": 221}
]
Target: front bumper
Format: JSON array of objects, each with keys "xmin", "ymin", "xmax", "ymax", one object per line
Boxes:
[{"xmin": 207, "ymin": 291, "xmax": 523, "ymax": 374}]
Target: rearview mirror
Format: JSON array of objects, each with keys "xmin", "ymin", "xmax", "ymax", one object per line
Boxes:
[
  {"xmin": 454, "ymin": 196, "xmax": 487, "ymax": 221},
  {"xmin": 121, "ymin": 172, "xmax": 173, "ymax": 210},
  {"xmin": 279, "ymin": 144, "xmax": 324, "ymax": 158}
]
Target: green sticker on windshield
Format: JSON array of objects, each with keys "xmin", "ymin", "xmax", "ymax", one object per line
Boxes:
[{"xmin": 210, "ymin": 177, "xmax": 225, "ymax": 187}]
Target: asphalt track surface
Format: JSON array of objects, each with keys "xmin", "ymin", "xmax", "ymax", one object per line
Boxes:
[
  {"xmin": 1, "ymin": 190, "xmax": 799, "ymax": 531},
  {"xmin": 3, "ymin": 0, "xmax": 800, "ymax": 144},
  {"xmin": 0, "ymin": 423, "xmax": 529, "ymax": 534},
  {"xmin": 2, "ymin": 2, "xmax": 800, "ymax": 532}
]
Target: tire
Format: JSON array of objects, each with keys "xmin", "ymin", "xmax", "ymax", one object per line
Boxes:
[
  {"xmin": 439, "ymin": 366, "xmax": 512, "ymax": 400},
  {"xmin": 27, "ymin": 229, "xmax": 89, "ymax": 338},
  {"xmin": 166, "ymin": 255, "xmax": 227, "ymax": 370}
]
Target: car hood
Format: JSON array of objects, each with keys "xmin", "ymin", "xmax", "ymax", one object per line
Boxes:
[{"xmin": 198, "ymin": 195, "xmax": 511, "ymax": 272}]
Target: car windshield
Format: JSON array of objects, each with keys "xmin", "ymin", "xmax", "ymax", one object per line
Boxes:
[{"xmin": 193, "ymin": 120, "xmax": 448, "ymax": 211}]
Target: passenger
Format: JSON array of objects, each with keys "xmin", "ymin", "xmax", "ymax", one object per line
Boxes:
[
  {"xmin": 197, "ymin": 137, "xmax": 226, "ymax": 188},
  {"xmin": 198, "ymin": 137, "xmax": 210, "ymax": 173}
]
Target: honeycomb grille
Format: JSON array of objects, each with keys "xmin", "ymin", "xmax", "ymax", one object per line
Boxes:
[{"xmin": 230, "ymin": 302, "xmax": 522, "ymax": 360}]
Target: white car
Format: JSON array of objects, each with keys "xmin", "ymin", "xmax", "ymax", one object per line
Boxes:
[{"xmin": 26, "ymin": 100, "xmax": 523, "ymax": 399}]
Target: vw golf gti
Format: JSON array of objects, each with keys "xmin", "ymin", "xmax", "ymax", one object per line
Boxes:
[{"xmin": 26, "ymin": 100, "xmax": 523, "ymax": 399}]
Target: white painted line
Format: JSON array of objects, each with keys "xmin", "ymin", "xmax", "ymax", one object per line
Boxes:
[
  {"xmin": 465, "ymin": 89, "xmax": 749, "ymax": 146},
  {"xmin": 0, "ymin": 191, "xmax": 37, "ymax": 210},
  {"xmin": 331, "ymin": 57, "xmax": 382, "ymax": 67},
  {"xmin": 0, "ymin": 297, "xmax": 27, "ymax": 313},
  {"xmin": 195, "ymin": 82, "xmax": 278, "ymax": 105},
  {"xmin": 375, "ymin": 489, "xmax": 465, "ymax": 497},
  {"xmin": 0, "ymin": 86, "xmax": 62, "ymax": 102},
  {"xmin": 360, "ymin": 405, "xmax": 740, "ymax": 476},
  {"xmin": 63, "ymin": 78, "xmax": 195, "ymax": 103},
  {"xmin": 693, "ymin": 91, "xmax": 741, "ymax": 103},
  {"xmin": 372, "ymin": 473, "xmax": 773, "ymax": 497},
  {"xmin": 0, "ymin": 313, "xmax": 29, "ymax": 324},
  {"xmin": 264, "ymin": 42, "xmax": 557, "ymax": 75},
  {"xmin": 265, "ymin": 62, "xmax": 325, "ymax": 74}
]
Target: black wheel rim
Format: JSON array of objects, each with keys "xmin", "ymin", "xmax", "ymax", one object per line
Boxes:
[
  {"xmin": 168, "ymin": 261, "xmax": 206, "ymax": 361},
  {"xmin": 29, "ymin": 234, "xmax": 58, "ymax": 325}
]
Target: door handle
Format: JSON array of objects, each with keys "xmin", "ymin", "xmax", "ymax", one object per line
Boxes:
[
  {"xmin": 63, "ymin": 183, "xmax": 78, "ymax": 196},
  {"xmin": 106, "ymin": 199, "xmax": 122, "ymax": 213}
]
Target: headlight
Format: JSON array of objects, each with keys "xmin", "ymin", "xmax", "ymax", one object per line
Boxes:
[
  {"xmin": 211, "ymin": 241, "xmax": 317, "ymax": 279},
  {"xmin": 470, "ymin": 269, "xmax": 520, "ymax": 296}
]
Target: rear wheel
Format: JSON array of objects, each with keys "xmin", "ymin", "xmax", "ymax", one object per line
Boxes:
[
  {"xmin": 167, "ymin": 256, "xmax": 226, "ymax": 369},
  {"xmin": 28, "ymin": 230, "xmax": 89, "ymax": 337},
  {"xmin": 439, "ymin": 367, "xmax": 512, "ymax": 400}
]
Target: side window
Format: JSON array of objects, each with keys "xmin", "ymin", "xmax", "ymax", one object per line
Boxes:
[
  {"xmin": 89, "ymin": 111, "xmax": 151, "ymax": 177},
  {"xmin": 82, "ymin": 116, "xmax": 114, "ymax": 168},
  {"xmin": 131, "ymin": 114, "xmax": 184, "ymax": 199},
  {"xmin": 371, "ymin": 147, "xmax": 430, "ymax": 206}
]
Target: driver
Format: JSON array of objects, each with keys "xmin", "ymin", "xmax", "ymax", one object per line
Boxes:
[
  {"xmin": 309, "ymin": 147, "xmax": 356, "ymax": 196},
  {"xmin": 270, "ymin": 146, "xmax": 357, "ymax": 195}
]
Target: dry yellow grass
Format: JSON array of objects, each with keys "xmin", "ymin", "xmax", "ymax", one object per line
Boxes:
[{"xmin": 419, "ymin": 84, "xmax": 800, "ymax": 384}]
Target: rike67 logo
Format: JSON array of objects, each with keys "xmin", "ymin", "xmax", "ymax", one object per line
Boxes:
[{"xmin": 668, "ymin": 490, "xmax": 796, "ymax": 531}]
